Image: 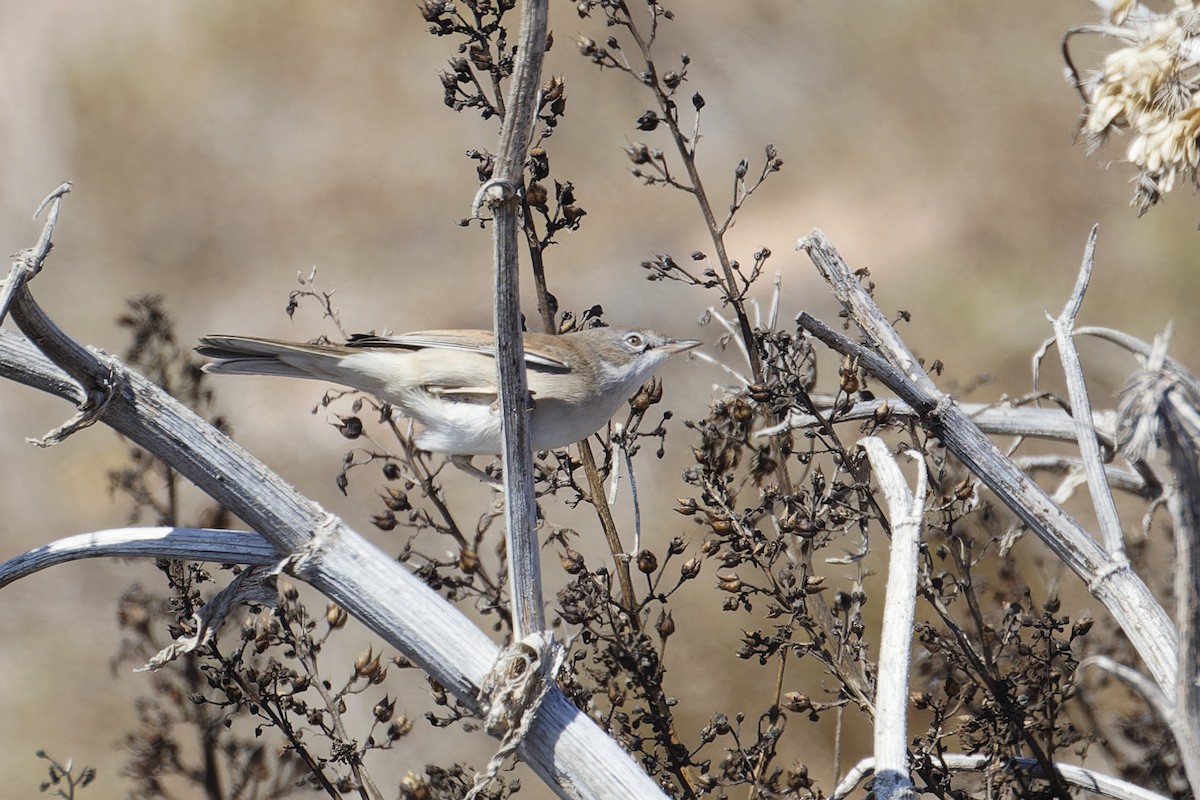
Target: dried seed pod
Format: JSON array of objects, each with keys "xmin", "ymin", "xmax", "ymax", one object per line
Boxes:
[
  {"xmin": 559, "ymin": 547, "xmax": 585, "ymax": 575},
  {"xmin": 717, "ymin": 574, "xmax": 741, "ymax": 593},
  {"xmin": 656, "ymin": 610, "xmax": 675, "ymax": 641}
]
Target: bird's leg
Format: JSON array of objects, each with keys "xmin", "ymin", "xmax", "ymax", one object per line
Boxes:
[
  {"xmin": 450, "ymin": 454, "xmax": 504, "ymax": 490},
  {"xmin": 452, "ymin": 456, "xmax": 555, "ymax": 529}
]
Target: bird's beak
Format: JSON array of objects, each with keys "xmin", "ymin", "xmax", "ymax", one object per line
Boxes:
[{"xmin": 662, "ymin": 338, "xmax": 703, "ymax": 354}]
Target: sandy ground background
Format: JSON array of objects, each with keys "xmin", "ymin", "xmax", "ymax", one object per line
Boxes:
[{"xmin": 1, "ymin": 1, "xmax": 1198, "ymax": 797}]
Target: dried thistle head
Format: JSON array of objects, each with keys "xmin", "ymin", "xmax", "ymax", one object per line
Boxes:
[{"xmin": 1071, "ymin": 1, "xmax": 1200, "ymax": 213}]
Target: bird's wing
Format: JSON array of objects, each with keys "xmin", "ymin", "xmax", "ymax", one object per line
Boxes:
[{"xmin": 346, "ymin": 331, "xmax": 571, "ymax": 371}]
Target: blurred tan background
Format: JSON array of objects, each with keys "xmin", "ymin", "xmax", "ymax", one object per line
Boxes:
[{"xmin": 2, "ymin": 1, "xmax": 1198, "ymax": 797}]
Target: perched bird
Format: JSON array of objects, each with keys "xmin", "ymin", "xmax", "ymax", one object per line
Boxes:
[{"xmin": 197, "ymin": 327, "xmax": 701, "ymax": 456}]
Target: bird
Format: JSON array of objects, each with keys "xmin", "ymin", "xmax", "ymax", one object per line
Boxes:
[{"xmin": 197, "ymin": 327, "xmax": 701, "ymax": 456}]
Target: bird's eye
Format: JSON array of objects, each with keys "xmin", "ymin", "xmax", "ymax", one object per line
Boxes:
[{"xmin": 625, "ymin": 333, "xmax": 644, "ymax": 349}]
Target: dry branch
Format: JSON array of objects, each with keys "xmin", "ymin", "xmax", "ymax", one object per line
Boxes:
[
  {"xmin": 796, "ymin": 229, "xmax": 1177, "ymax": 695},
  {"xmin": 481, "ymin": 0, "xmax": 549, "ymax": 643},
  {"xmin": 860, "ymin": 438, "xmax": 926, "ymax": 800},
  {"xmin": 833, "ymin": 753, "xmax": 1172, "ymax": 800},
  {"xmin": 796, "ymin": 229, "xmax": 1197, "ymax": 794}
]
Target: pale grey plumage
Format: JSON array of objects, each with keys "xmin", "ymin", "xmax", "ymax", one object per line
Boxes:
[{"xmin": 197, "ymin": 327, "xmax": 700, "ymax": 455}]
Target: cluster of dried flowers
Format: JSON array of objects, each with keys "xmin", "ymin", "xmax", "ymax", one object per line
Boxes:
[{"xmin": 1072, "ymin": 0, "xmax": 1200, "ymax": 212}]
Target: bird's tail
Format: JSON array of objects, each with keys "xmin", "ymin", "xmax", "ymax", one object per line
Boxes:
[{"xmin": 196, "ymin": 335, "xmax": 354, "ymax": 381}]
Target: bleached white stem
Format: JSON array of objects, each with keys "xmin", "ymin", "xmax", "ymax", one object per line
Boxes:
[{"xmin": 860, "ymin": 438, "xmax": 926, "ymax": 800}]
